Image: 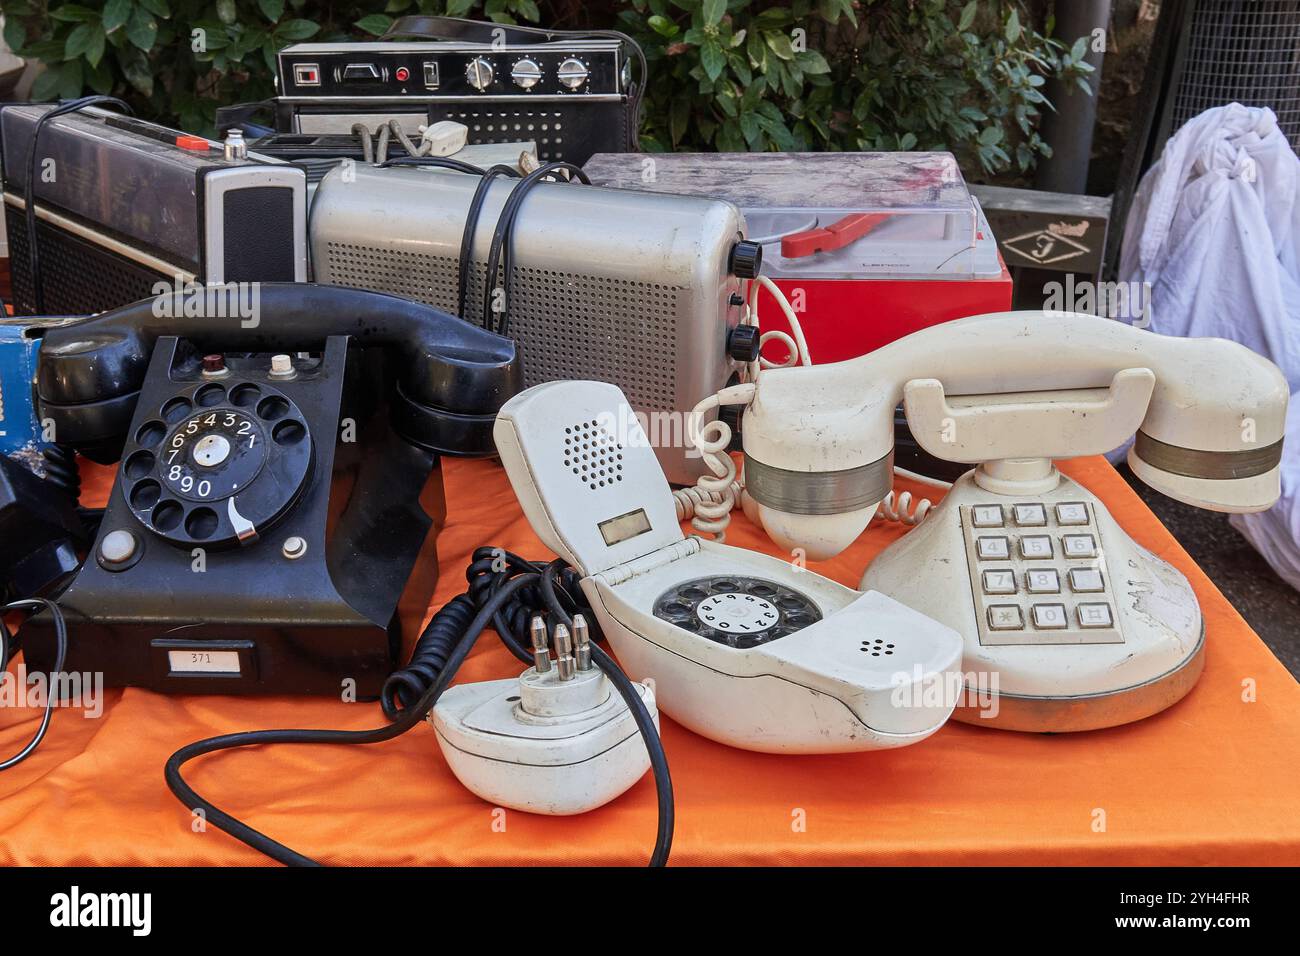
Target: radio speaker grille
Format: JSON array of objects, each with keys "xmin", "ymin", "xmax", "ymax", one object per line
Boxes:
[
  {"xmin": 323, "ymin": 240, "xmax": 681, "ymax": 411},
  {"xmin": 6, "ymin": 207, "xmax": 164, "ymax": 315}
]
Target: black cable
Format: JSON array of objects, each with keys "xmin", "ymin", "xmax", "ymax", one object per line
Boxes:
[
  {"xmin": 375, "ymin": 155, "xmax": 486, "ymax": 175},
  {"xmin": 164, "ymin": 575, "xmax": 535, "ymax": 868},
  {"xmin": 24, "ymin": 96, "xmax": 132, "ymax": 314},
  {"xmin": 0, "ymin": 598, "xmax": 67, "ymax": 771},
  {"xmin": 457, "ymin": 165, "xmax": 523, "ymax": 322},
  {"xmin": 164, "ymin": 550, "xmax": 675, "ymax": 867},
  {"xmin": 537, "ymin": 560, "xmax": 673, "ymax": 865},
  {"xmin": 482, "ymin": 162, "xmax": 591, "ymax": 336},
  {"xmin": 586, "ymin": 29, "xmax": 649, "ymax": 149}
]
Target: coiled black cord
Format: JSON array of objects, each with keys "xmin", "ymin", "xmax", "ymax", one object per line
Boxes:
[
  {"xmin": 24, "ymin": 95, "xmax": 132, "ymax": 314},
  {"xmin": 40, "ymin": 444, "xmax": 101, "ymax": 539},
  {"xmin": 40, "ymin": 445, "xmax": 79, "ymax": 499},
  {"xmin": 164, "ymin": 548, "xmax": 674, "ymax": 867},
  {"xmin": 382, "ymin": 546, "xmax": 592, "ymax": 718}
]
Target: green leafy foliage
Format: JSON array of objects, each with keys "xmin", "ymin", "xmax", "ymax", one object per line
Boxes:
[{"xmin": 0, "ymin": 0, "xmax": 1091, "ymax": 177}]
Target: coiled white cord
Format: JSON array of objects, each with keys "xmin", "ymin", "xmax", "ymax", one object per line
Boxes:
[
  {"xmin": 670, "ymin": 278, "xmax": 953, "ymax": 539},
  {"xmin": 678, "ymin": 384, "xmax": 755, "ymax": 538},
  {"xmin": 874, "ymin": 489, "xmax": 932, "ymax": 525},
  {"xmin": 870, "ymin": 467, "xmax": 950, "ymax": 526},
  {"xmin": 671, "ymin": 276, "xmax": 811, "ymax": 540}
]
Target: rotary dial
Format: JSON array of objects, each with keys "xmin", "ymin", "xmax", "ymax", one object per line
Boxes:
[
  {"xmin": 121, "ymin": 379, "xmax": 313, "ymax": 549},
  {"xmin": 161, "ymin": 408, "xmax": 266, "ymax": 502}
]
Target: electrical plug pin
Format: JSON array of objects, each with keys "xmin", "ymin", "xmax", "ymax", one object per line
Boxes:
[
  {"xmin": 529, "ymin": 615, "xmax": 551, "ymax": 674},
  {"xmin": 573, "ymin": 614, "xmax": 592, "ymax": 671},
  {"xmin": 554, "ymin": 623, "xmax": 576, "ymax": 680}
]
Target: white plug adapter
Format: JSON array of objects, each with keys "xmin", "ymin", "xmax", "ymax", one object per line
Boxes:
[
  {"xmin": 430, "ymin": 659, "xmax": 657, "ymax": 816},
  {"xmin": 418, "ymin": 120, "xmax": 469, "ymax": 156}
]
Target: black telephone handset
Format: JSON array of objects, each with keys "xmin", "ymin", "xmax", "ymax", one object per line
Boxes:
[
  {"xmin": 22, "ymin": 283, "xmax": 522, "ymax": 697},
  {"xmin": 37, "ymin": 282, "xmax": 519, "ymax": 462}
]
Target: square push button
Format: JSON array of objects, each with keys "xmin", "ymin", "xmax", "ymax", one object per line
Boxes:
[
  {"xmin": 1062, "ymin": 534, "xmax": 1097, "ymax": 558},
  {"xmin": 1077, "ymin": 603, "xmax": 1114, "ymax": 628},
  {"xmin": 1019, "ymin": 535, "xmax": 1053, "ymax": 559},
  {"xmin": 1026, "ymin": 569, "xmax": 1060, "ymax": 593},
  {"xmin": 1069, "ymin": 568, "xmax": 1105, "ymax": 593},
  {"xmin": 1013, "ymin": 503, "xmax": 1047, "ymax": 526},
  {"xmin": 982, "ymin": 570, "xmax": 1017, "ymax": 594},
  {"xmin": 1055, "ymin": 502, "xmax": 1090, "ymax": 526},
  {"xmin": 977, "ymin": 536, "xmax": 1010, "ymax": 560},
  {"xmin": 972, "ymin": 505, "xmax": 1004, "ymax": 528},
  {"xmin": 1031, "ymin": 603, "xmax": 1068, "ymax": 629},
  {"xmin": 293, "ymin": 63, "xmax": 321, "ymax": 86},
  {"xmin": 987, "ymin": 605, "xmax": 1024, "ymax": 630}
]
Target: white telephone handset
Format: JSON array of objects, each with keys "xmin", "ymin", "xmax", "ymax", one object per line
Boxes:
[
  {"xmin": 494, "ymin": 380, "xmax": 964, "ymax": 754},
  {"xmin": 732, "ymin": 310, "xmax": 1289, "ymax": 732}
]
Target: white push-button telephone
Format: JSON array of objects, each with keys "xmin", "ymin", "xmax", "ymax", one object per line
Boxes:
[
  {"xmin": 700, "ymin": 310, "xmax": 1288, "ymax": 732},
  {"xmin": 493, "ymin": 380, "xmax": 964, "ymax": 754}
]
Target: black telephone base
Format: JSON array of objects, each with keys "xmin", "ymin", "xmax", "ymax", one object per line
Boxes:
[{"xmin": 21, "ymin": 336, "xmax": 444, "ymax": 697}]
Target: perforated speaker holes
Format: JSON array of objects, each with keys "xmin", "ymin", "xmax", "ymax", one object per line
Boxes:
[
  {"xmin": 861, "ymin": 638, "xmax": 896, "ymax": 657},
  {"xmin": 653, "ymin": 576, "xmax": 822, "ymax": 650},
  {"xmin": 563, "ymin": 419, "xmax": 624, "ymax": 490}
]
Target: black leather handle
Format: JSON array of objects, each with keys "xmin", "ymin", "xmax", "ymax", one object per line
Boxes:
[
  {"xmin": 37, "ymin": 283, "xmax": 522, "ymax": 457},
  {"xmin": 382, "ymin": 15, "xmax": 589, "ymax": 45}
]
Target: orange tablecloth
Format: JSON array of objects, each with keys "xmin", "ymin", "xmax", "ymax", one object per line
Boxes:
[{"xmin": 2, "ymin": 455, "xmax": 1298, "ymax": 866}]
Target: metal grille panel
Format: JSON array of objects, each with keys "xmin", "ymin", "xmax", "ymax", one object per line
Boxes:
[
  {"xmin": 5, "ymin": 206, "xmax": 167, "ymax": 315},
  {"xmin": 1172, "ymin": 0, "xmax": 1300, "ymax": 148},
  {"xmin": 322, "ymin": 240, "xmax": 681, "ymax": 411},
  {"xmin": 427, "ymin": 108, "xmax": 567, "ymax": 161}
]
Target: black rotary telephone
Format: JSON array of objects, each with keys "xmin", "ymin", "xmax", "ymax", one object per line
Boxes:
[{"xmin": 18, "ymin": 283, "xmax": 521, "ymax": 696}]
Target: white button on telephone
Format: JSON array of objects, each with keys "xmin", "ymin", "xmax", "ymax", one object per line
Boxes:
[
  {"xmin": 688, "ymin": 310, "xmax": 1289, "ymax": 732},
  {"xmin": 493, "ymin": 380, "xmax": 965, "ymax": 754}
]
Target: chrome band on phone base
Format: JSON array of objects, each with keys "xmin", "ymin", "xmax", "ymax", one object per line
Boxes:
[
  {"xmin": 744, "ymin": 449, "xmax": 894, "ymax": 515},
  {"xmin": 952, "ymin": 622, "xmax": 1205, "ymax": 733},
  {"xmin": 1134, "ymin": 431, "xmax": 1283, "ymax": 481}
]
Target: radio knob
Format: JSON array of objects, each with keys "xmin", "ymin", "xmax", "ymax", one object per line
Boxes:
[
  {"xmin": 511, "ymin": 58, "xmax": 543, "ymax": 89},
  {"xmin": 465, "ymin": 57, "xmax": 494, "ymax": 91},
  {"xmin": 557, "ymin": 57, "xmax": 589, "ymax": 90}
]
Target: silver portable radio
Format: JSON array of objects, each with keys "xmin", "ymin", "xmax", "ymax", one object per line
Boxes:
[
  {"xmin": 309, "ymin": 163, "xmax": 760, "ymax": 483},
  {"xmin": 0, "ymin": 105, "xmax": 307, "ymax": 316}
]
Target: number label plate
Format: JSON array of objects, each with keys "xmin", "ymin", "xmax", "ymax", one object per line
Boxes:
[{"xmin": 167, "ymin": 649, "xmax": 242, "ymax": 674}]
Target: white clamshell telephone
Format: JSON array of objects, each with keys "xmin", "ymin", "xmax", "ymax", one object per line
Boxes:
[
  {"xmin": 732, "ymin": 310, "xmax": 1289, "ymax": 732},
  {"xmin": 493, "ymin": 380, "xmax": 964, "ymax": 754}
]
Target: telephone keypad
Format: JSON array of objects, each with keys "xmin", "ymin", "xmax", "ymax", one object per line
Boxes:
[
  {"xmin": 1026, "ymin": 569, "xmax": 1060, "ymax": 593},
  {"xmin": 987, "ymin": 605, "xmax": 1024, "ymax": 630},
  {"xmin": 1031, "ymin": 603, "xmax": 1069, "ymax": 629},
  {"xmin": 1054, "ymin": 502, "xmax": 1090, "ymax": 525},
  {"xmin": 1077, "ymin": 603, "xmax": 1115, "ymax": 628},
  {"xmin": 982, "ymin": 570, "xmax": 1017, "ymax": 594},
  {"xmin": 1019, "ymin": 535, "xmax": 1053, "ymax": 559},
  {"xmin": 1012, "ymin": 503, "xmax": 1047, "ymax": 526},
  {"xmin": 1068, "ymin": 568, "xmax": 1105, "ymax": 593},
  {"xmin": 1062, "ymin": 534, "xmax": 1098, "ymax": 558},
  {"xmin": 961, "ymin": 499, "xmax": 1122, "ymax": 646}
]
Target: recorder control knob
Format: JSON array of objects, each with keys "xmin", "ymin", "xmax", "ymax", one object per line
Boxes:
[
  {"xmin": 728, "ymin": 240, "xmax": 763, "ymax": 279},
  {"xmin": 511, "ymin": 58, "xmax": 543, "ymax": 89},
  {"xmin": 466, "ymin": 57, "xmax": 494, "ymax": 91},
  {"xmin": 557, "ymin": 57, "xmax": 589, "ymax": 90},
  {"xmin": 728, "ymin": 325, "xmax": 762, "ymax": 363}
]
